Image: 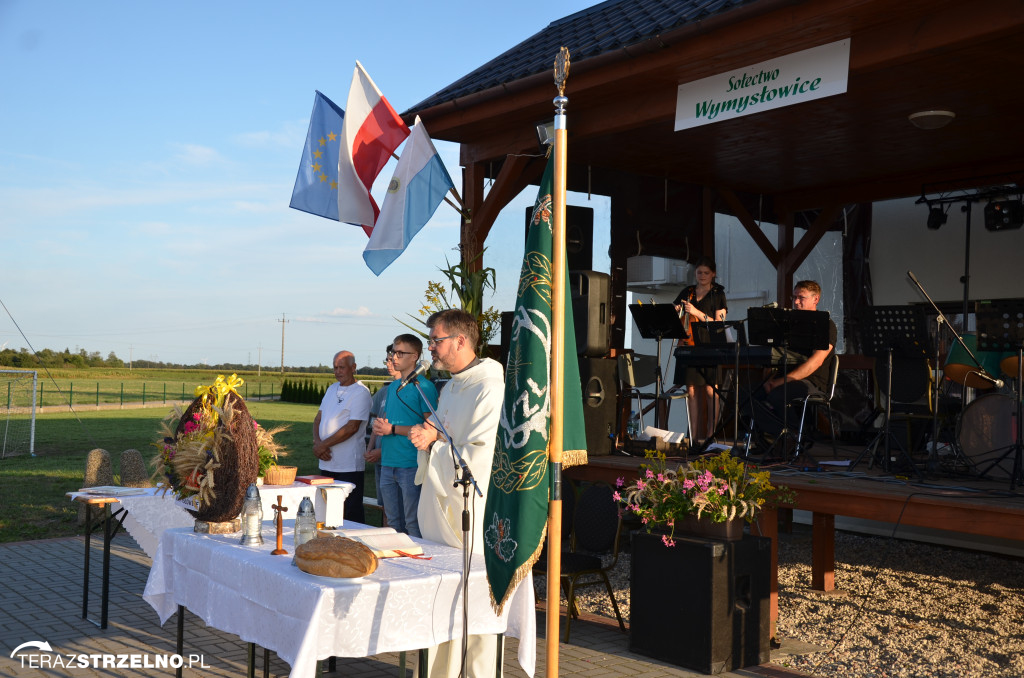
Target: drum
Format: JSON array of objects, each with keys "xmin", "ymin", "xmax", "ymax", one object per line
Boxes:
[
  {"xmin": 1001, "ymin": 354, "xmax": 1021, "ymax": 380},
  {"xmin": 944, "ymin": 333, "xmax": 1007, "ymax": 389},
  {"xmin": 956, "ymin": 393, "xmax": 1017, "ymax": 478}
]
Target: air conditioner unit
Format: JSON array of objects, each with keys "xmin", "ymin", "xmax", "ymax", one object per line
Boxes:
[{"xmin": 626, "ymin": 256, "xmax": 691, "ymax": 289}]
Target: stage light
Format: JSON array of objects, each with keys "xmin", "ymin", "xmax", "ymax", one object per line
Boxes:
[
  {"xmin": 926, "ymin": 206, "xmax": 947, "ymax": 230},
  {"xmin": 535, "ymin": 121, "xmax": 555, "ymax": 147},
  {"xmin": 984, "ymin": 199, "xmax": 1024, "ymax": 231}
]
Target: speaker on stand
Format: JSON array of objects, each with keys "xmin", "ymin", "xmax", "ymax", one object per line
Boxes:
[{"xmin": 578, "ymin": 357, "xmax": 618, "ymax": 456}]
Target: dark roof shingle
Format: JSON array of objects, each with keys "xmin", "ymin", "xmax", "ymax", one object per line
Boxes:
[{"xmin": 406, "ymin": 0, "xmax": 757, "ymax": 113}]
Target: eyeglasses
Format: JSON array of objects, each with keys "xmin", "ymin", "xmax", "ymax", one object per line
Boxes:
[
  {"xmin": 389, "ymin": 349, "xmax": 416, "ymax": 358},
  {"xmin": 426, "ymin": 335, "xmax": 454, "ymax": 348}
]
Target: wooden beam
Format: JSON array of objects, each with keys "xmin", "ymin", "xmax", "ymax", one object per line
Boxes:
[
  {"xmin": 783, "ymin": 204, "xmax": 842, "ymax": 273},
  {"xmin": 777, "ymin": 213, "xmax": 794, "ymax": 303},
  {"xmin": 718, "ymin": 188, "xmax": 780, "ymax": 268},
  {"xmin": 460, "ymin": 154, "xmax": 547, "ymax": 272},
  {"xmin": 461, "ymin": 163, "xmax": 486, "ymax": 270}
]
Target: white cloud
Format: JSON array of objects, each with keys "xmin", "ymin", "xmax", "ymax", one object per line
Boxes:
[
  {"xmin": 233, "ymin": 119, "xmax": 306, "ymax": 150},
  {"xmin": 321, "ymin": 306, "xmax": 375, "ymax": 318},
  {"xmin": 172, "ymin": 143, "xmax": 225, "ymax": 166}
]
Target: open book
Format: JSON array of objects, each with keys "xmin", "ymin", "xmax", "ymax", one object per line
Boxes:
[{"xmin": 318, "ymin": 527, "xmax": 424, "ymax": 558}]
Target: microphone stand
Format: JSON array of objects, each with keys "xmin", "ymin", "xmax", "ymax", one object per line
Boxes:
[
  {"xmin": 907, "ymin": 271, "xmax": 979, "ymax": 474},
  {"xmin": 412, "ymin": 378, "xmax": 481, "ymax": 678}
]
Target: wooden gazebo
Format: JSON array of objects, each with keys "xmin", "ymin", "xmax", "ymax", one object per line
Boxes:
[{"xmin": 406, "ymin": 0, "xmax": 1024, "ymax": 348}]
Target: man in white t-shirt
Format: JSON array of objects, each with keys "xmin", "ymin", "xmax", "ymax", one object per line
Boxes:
[{"xmin": 313, "ymin": 350, "xmax": 372, "ymax": 522}]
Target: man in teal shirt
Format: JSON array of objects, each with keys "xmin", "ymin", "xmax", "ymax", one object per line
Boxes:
[{"xmin": 371, "ymin": 334, "xmax": 438, "ymax": 537}]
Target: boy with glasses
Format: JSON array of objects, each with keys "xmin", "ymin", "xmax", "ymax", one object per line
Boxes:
[{"xmin": 371, "ymin": 334, "xmax": 438, "ymax": 537}]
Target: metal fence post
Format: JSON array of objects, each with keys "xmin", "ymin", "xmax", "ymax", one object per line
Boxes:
[
  {"xmin": 143, "ymin": 383, "xmax": 146, "ymax": 405},
  {"xmin": 120, "ymin": 383, "xmax": 124, "ymax": 407},
  {"xmin": 96, "ymin": 382, "xmax": 99, "ymax": 406},
  {"xmin": 69, "ymin": 382, "xmax": 73, "ymax": 407}
]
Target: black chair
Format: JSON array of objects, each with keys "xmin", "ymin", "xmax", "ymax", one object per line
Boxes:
[
  {"xmin": 552, "ymin": 483, "xmax": 625, "ymax": 642},
  {"xmin": 794, "ymin": 352, "xmax": 841, "ymax": 459}
]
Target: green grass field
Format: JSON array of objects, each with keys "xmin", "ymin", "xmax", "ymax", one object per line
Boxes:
[
  {"xmin": 0, "ymin": 399, "xmax": 378, "ymax": 543},
  {"xmin": 1, "ymin": 367, "xmax": 387, "ymax": 408}
]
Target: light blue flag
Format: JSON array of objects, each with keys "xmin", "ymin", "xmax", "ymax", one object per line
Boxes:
[
  {"xmin": 289, "ymin": 91, "xmax": 345, "ymax": 220},
  {"xmin": 363, "ymin": 118, "xmax": 454, "ymax": 275}
]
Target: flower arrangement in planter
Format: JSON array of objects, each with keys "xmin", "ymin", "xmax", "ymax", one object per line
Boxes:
[
  {"xmin": 615, "ymin": 449, "xmax": 792, "ymax": 546},
  {"xmin": 151, "ymin": 374, "xmax": 286, "ymax": 522}
]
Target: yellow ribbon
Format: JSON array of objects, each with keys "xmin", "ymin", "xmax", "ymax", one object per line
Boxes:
[{"xmin": 193, "ymin": 374, "xmax": 245, "ymax": 408}]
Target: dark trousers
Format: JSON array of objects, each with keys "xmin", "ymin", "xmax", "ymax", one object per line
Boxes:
[
  {"xmin": 746, "ymin": 379, "xmax": 819, "ymax": 439},
  {"xmin": 320, "ymin": 469, "xmax": 366, "ymax": 524}
]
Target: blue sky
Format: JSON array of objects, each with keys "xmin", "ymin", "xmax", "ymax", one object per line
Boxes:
[{"xmin": 0, "ymin": 0, "xmax": 610, "ymax": 369}]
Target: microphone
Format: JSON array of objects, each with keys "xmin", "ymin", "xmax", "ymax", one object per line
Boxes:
[
  {"xmin": 974, "ymin": 370, "xmax": 1004, "ymax": 389},
  {"xmin": 907, "ymin": 270, "xmax": 919, "ymax": 284},
  {"xmin": 397, "ymin": 360, "xmax": 430, "ymax": 391},
  {"xmin": 763, "ymin": 302, "xmax": 779, "ymax": 309}
]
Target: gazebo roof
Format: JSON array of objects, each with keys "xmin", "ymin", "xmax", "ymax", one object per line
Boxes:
[
  {"xmin": 408, "ymin": 0, "xmax": 756, "ymax": 112},
  {"xmin": 408, "ymin": 0, "xmax": 1024, "ymax": 211}
]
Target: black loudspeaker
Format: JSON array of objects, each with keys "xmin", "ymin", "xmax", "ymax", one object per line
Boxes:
[
  {"xmin": 630, "ymin": 532, "xmax": 771, "ymax": 674},
  {"xmin": 569, "ymin": 270, "xmax": 611, "ymax": 357},
  {"xmin": 499, "ymin": 311, "xmax": 516, "ymax": 366},
  {"xmin": 578, "ymin": 357, "xmax": 618, "ymax": 456},
  {"xmin": 524, "ymin": 205, "xmax": 594, "ymax": 271}
]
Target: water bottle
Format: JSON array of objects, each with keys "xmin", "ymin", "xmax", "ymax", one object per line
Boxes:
[{"xmin": 627, "ymin": 410, "xmax": 639, "ymax": 438}]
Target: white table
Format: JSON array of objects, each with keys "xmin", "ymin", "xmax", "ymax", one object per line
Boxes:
[
  {"xmin": 70, "ymin": 483, "xmax": 352, "ymax": 558},
  {"xmin": 143, "ymin": 523, "xmax": 536, "ymax": 678}
]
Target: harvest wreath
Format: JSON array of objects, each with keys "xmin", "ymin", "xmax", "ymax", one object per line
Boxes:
[{"xmin": 151, "ymin": 374, "xmax": 286, "ymax": 523}]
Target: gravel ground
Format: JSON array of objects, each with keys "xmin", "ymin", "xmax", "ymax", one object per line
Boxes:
[{"xmin": 535, "ymin": 526, "xmax": 1024, "ymax": 677}]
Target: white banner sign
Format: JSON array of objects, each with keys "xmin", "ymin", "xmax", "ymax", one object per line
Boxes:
[{"xmin": 675, "ymin": 39, "xmax": 850, "ymax": 131}]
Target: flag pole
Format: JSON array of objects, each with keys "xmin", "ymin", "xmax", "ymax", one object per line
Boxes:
[{"xmin": 546, "ymin": 46, "xmax": 571, "ymax": 678}]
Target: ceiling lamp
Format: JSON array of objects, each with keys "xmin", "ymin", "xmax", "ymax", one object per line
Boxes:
[{"xmin": 909, "ymin": 110, "xmax": 956, "ymax": 130}]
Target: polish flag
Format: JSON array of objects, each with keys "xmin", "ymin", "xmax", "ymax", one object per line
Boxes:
[{"xmin": 337, "ymin": 61, "xmax": 410, "ymax": 234}]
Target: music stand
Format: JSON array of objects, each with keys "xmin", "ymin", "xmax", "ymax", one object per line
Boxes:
[
  {"xmin": 850, "ymin": 306, "xmax": 929, "ymax": 477},
  {"xmin": 629, "ymin": 303, "xmax": 688, "ymax": 429},
  {"xmin": 746, "ymin": 308, "xmax": 831, "ymax": 461},
  {"xmin": 689, "ymin": 320, "xmax": 747, "ymax": 450},
  {"xmin": 976, "ymin": 301, "xmax": 1024, "ymax": 489}
]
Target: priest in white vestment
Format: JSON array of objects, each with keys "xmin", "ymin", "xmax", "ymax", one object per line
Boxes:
[{"xmin": 409, "ymin": 308, "xmax": 505, "ymax": 678}]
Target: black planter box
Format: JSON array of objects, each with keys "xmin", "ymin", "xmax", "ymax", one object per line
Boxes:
[{"xmin": 629, "ymin": 530, "xmax": 771, "ymax": 674}]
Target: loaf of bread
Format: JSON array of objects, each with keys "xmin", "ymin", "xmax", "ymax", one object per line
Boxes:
[{"xmin": 294, "ymin": 536, "xmax": 378, "ymax": 578}]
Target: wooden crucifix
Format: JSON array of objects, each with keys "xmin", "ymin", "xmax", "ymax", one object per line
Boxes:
[{"xmin": 271, "ymin": 495, "xmax": 289, "ymax": 555}]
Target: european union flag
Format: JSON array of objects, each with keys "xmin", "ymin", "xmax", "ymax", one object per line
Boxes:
[{"xmin": 289, "ymin": 91, "xmax": 345, "ymax": 220}]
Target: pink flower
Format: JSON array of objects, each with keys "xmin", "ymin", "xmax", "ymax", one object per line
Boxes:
[
  {"xmin": 635, "ymin": 479, "xmax": 647, "ymax": 490},
  {"xmin": 615, "ymin": 476, "xmax": 624, "ymax": 488},
  {"xmin": 612, "ymin": 491, "xmax": 622, "ymax": 502},
  {"xmin": 183, "ymin": 421, "xmax": 198, "ymax": 434},
  {"xmin": 716, "ymin": 486, "xmax": 726, "ymax": 495},
  {"xmin": 661, "ymin": 534, "xmax": 676, "ymax": 547},
  {"xmin": 657, "ymin": 473, "xmax": 665, "ymax": 482},
  {"xmin": 192, "ymin": 412, "xmax": 201, "ymax": 421},
  {"xmin": 682, "ymin": 479, "xmax": 695, "ymax": 490},
  {"xmin": 645, "ymin": 469, "xmax": 654, "ymax": 479},
  {"xmin": 641, "ymin": 516, "xmax": 649, "ymax": 524}
]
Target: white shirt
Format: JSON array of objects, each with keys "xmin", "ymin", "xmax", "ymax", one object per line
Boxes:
[{"xmin": 317, "ymin": 381, "xmax": 371, "ymax": 473}]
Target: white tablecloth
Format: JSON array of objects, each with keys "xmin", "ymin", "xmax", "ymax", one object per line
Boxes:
[
  {"xmin": 70, "ymin": 483, "xmax": 352, "ymax": 558},
  {"xmin": 142, "ymin": 523, "xmax": 536, "ymax": 678}
]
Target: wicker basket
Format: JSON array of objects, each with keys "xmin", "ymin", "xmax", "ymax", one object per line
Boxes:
[{"xmin": 263, "ymin": 465, "xmax": 298, "ymax": 486}]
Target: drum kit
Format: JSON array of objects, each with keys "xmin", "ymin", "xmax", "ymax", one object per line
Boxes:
[
  {"xmin": 902, "ymin": 271, "xmax": 1023, "ymax": 488},
  {"xmin": 943, "ymin": 329, "xmax": 1024, "ymax": 487}
]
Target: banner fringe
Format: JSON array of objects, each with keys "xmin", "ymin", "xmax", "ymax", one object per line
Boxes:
[{"xmin": 489, "ymin": 524, "xmax": 548, "ymax": 616}]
